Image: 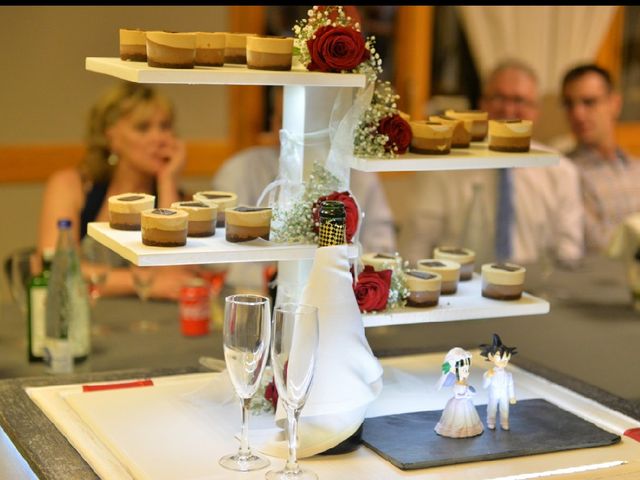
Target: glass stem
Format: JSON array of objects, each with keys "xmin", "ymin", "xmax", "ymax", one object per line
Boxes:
[
  {"xmin": 285, "ymin": 406, "xmax": 301, "ymax": 473},
  {"xmin": 239, "ymin": 397, "xmax": 251, "ymax": 457}
]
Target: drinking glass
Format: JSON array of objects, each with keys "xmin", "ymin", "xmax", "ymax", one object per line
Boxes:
[
  {"xmin": 81, "ymin": 240, "xmax": 112, "ymax": 335},
  {"xmin": 129, "ymin": 263, "xmax": 159, "ymax": 332},
  {"xmin": 266, "ymin": 303, "xmax": 319, "ymax": 480},
  {"xmin": 220, "ymin": 294, "xmax": 272, "ymax": 472}
]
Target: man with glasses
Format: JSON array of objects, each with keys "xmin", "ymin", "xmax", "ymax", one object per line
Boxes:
[
  {"xmin": 405, "ymin": 59, "xmax": 584, "ymax": 269},
  {"xmin": 561, "ymin": 64, "xmax": 640, "ymax": 252}
]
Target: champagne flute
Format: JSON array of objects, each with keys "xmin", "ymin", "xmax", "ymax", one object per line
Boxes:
[
  {"xmin": 81, "ymin": 240, "xmax": 112, "ymax": 335},
  {"xmin": 129, "ymin": 263, "xmax": 159, "ymax": 332},
  {"xmin": 220, "ymin": 294, "xmax": 272, "ymax": 472},
  {"xmin": 266, "ymin": 303, "xmax": 319, "ymax": 480}
]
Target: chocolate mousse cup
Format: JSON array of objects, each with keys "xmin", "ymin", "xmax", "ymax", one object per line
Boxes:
[
  {"xmin": 481, "ymin": 263, "xmax": 526, "ymax": 300},
  {"xmin": 405, "ymin": 270, "xmax": 442, "ymax": 308},
  {"xmin": 141, "ymin": 208, "xmax": 188, "ymax": 247},
  {"xmin": 225, "ymin": 206, "xmax": 272, "ymax": 243}
]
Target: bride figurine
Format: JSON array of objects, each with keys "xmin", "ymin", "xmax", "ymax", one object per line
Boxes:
[{"xmin": 434, "ymin": 347, "xmax": 484, "ymax": 438}]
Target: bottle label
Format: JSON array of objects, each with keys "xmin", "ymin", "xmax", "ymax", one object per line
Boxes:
[{"xmin": 29, "ymin": 286, "xmax": 48, "ymax": 357}]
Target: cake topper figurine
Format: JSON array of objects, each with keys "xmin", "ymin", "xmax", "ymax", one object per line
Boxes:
[
  {"xmin": 480, "ymin": 333, "xmax": 518, "ymax": 430},
  {"xmin": 434, "ymin": 347, "xmax": 484, "ymax": 438}
]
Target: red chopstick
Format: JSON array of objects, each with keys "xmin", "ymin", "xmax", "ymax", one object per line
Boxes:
[{"xmin": 82, "ymin": 379, "xmax": 154, "ymax": 392}]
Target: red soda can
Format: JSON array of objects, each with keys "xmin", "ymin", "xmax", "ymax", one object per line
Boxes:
[{"xmin": 180, "ymin": 278, "xmax": 211, "ymax": 336}]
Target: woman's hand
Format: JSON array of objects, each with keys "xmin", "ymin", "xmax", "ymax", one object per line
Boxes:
[{"xmin": 158, "ymin": 135, "xmax": 186, "ymax": 184}]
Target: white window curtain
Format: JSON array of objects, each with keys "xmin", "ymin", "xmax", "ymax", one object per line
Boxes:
[{"xmin": 457, "ymin": 6, "xmax": 617, "ymax": 95}]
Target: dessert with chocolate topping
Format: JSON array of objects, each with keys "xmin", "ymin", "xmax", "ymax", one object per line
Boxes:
[
  {"xmin": 481, "ymin": 262, "xmax": 526, "ymax": 300},
  {"xmin": 145, "ymin": 31, "xmax": 196, "ymax": 69},
  {"xmin": 192, "ymin": 191, "xmax": 238, "ymax": 227},
  {"xmin": 246, "ymin": 35, "xmax": 294, "ymax": 71},
  {"xmin": 171, "ymin": 201, "xmax": 217, "ymax": 237},
  {"xmin": 488, "ymin": 119, "xmax": 532, "ymax": 152},
  {"xmin": 119, "ymin": 28, "xmax": 147, "ymax": 62},
  {"xmin": 429, "ymin": 115, "xmax": 473, "ymax": 148},
  {"xmin": 409, "ymin": 121, "xmax": 454, "ymax": 155},
  {"xmin": 434, "ymin": 246, "xmax": 476, "ymax": 281},
  {"xmin": 108, "ymin": 193, "xmax": 155, "ymax": 230},
  {"xmin": 361, "ymin": 252, "xmax": 403, "ymax": 272},
  {"xmin": 225, "ymin": 206, "xmax": 272, "ymax": 243},
  {"xmin": 141, "ymin": 208, "xmax": 188, "ymax": 247},
  {"xmin": 444, "ymin": 109, "xmax": 489, "ymax": 141},
  {"xmin": 194, "ymin": 31, "xmax": 225, "ymax": 67},
  {"xmin": 417, "ymin": 258, "xmax": 461, "ymax": 295},
  {"xmin": 224, "ymin": 33, "xmax": 254, "ymax": 65},
  {"xmin": 405, "ymin": 269, "xmax": 442, "ymax": 308}
]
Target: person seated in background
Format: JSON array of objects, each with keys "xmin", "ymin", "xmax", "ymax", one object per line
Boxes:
[
  {"xmin": 404, "ymin": 59, "xmax": 584, "ymax": 269},
  {"xmin": 561, "ymin": 63, "xmax": 640, "ymax": 253},
  {"xmin": 212, "ymin": 87, "xmax": 398, "ymax": 291},
  {"xmin": 37, "ymin": 81, "xmax": 202, "ymax": 301}
]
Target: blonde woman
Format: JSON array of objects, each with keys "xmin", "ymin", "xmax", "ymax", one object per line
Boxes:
[{"xmin": 37, "ymin": 81, "xmax": 201, "ymax": 300}]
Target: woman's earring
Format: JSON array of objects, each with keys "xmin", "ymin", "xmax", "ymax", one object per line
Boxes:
[{"xmin": 107, "ymin": 152, "xmax": 119, "ymax": 166}]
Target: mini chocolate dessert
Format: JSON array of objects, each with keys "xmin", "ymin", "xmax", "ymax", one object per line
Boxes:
[
  {"xmin": 488, "ymin": 119, "xmax": 532, "ymax": 152},
  {"xmin": 434, "ymin": 246, "xmax": 476, "ymax": 281},
  {"xmin": 171, "ymin": 201, "xmax": 217, "ymax": 237},
  {"xmin": 409, "ymin": 121, "xmax": 454, "ymax": 155},
  {"xmin": 481, "ymin": 263, "xmax": 526, "ymax": 300},
  {"xmin": 145, "ymin": 31, "xmax": 196, "ymax": 69},
  {"xmin": 119, "ymin": 28, "xmax": 147, "ymax": 61},
  {"xmin": 225, "ymin": 206, "xmax": 272, "ymax": 243},
  {"xmin": 108, "ymin": 193, "xmax": 155, "ymax": 230},
  {"xmin": 444, "ymin": 109, "xmax": 489, "ymax": 142},
  {"xmin": 193, "ymin": 191, "xmax": 238, "ymax": 227},
  {"xmin": 417, "ymin": 258, "xmax": 461, "ymax": 295},
  {"xmin": 224, "ymin": 33, "xmax": 254, "ymax": 65},
  {"xmin": 429, "ymin": 115, "xmax": 473, "ymax": 148},
  {"xmin": 361, "ymin": 252, "xmax": 403, "ymax": 272},
  {"xmin": 194, "ymin": 32, "xmax": 225, "ymax": 67},
  {"xmin": 405, "ymin": 270, "xmax": 442, "ymax": 308},
  {"xmin": 246, "ymin": 35, "xmax": 294, "ymax": 71},
  {"xmin": 141, "ymin": 208, "xmax": 188, "ymax": 247}
]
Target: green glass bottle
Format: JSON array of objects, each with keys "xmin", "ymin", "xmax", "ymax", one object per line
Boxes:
[
  {"xmin": 26, "ymin": 250, "xmax": 53, "ymax": 362},
  {"xmin": 318, "ymin": 200, "xmax": 347, "ymax": 247}
]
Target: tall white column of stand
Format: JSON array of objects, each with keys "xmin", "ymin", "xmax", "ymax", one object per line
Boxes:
[{"xmin": 275, "ymin": 85, "xmax": 356, "ymax": 306}]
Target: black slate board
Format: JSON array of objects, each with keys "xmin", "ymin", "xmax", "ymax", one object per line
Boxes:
[{"xmin": 362, "ymin": 398, "xmax": 620, "ymax": 470}]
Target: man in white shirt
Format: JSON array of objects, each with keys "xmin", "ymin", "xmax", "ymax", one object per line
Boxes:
[{"xmin": 405, "ymin": 59, "xmax": 584, "ymax": 267}]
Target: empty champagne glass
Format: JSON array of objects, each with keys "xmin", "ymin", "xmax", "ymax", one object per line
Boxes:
[
  {"xmin": 266, "ymin": 303, "xmax": 319, "ymax": 480},
  {"xmin": 129, "ymin": 263, "xmax": 158, "ymax": 332},
  {"xmin": 220, "ymin": 294, "xmax": 272, "ymax": 472},
  {"xmin": 81, "ymin": 239, "xmax": 112, "ymax": 335}
]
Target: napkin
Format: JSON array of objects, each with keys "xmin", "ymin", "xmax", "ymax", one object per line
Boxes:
[
  {"xmin": 606, "ymin": 213, "xmax": 640, "ymax": 260},
  {"xmin": 258, "ymin": 244, "xmax": 384, "ymax": 458}
]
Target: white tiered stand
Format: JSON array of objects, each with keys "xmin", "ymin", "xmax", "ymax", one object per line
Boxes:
[{"xmin": 85, "ymin": 56, "xmax": 552, "ymax": 327}]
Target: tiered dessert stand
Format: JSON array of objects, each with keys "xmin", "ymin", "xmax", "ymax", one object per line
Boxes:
[{"xmin": 85, "ymin": 56, "xmax": 554, "ymax": 326}]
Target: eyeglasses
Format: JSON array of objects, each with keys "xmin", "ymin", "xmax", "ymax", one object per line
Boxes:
[
  {"xmin": 562, "ymin": 95, "xmax": 608, "ymax": 111},
  {"xmin": 485, "ymin": 94, "xmax": 537, "ymax": 109}
]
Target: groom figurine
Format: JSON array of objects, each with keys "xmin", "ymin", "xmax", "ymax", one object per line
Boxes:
[{"xmin": 480, "ymin": 333, "xmax": 518, "ymax": 430}]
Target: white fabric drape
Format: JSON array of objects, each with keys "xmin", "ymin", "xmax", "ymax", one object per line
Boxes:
[{"xmin": 458, "ymin": 6, "xmax": 617, "ymax": 95}]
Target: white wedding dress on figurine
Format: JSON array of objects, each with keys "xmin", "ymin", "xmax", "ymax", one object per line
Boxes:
[
  {"xmin": 259, "ymin": 244, "xmax": 384, "ymax": 458},
  {"xmin": 434, "ymin": 382, "xmax": 484, "ymax": 438}
]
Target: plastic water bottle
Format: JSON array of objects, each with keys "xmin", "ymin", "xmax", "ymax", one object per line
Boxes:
[{"xmin": 44, "ymin": 219, "xmax": 91, "ymax": 373}]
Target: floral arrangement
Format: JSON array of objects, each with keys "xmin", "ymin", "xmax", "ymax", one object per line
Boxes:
[
  {"xmin": 271, "ymin": 162, "xmax": 361, "ymax": 245},
  {"xmin": 249, "ymin": 368, "xmax": 277, "ymax": 414},
  {"xmin": 353, "ymin": 265, "xmax": 392, "ymax": 313},
  {"xmin": 293, "ymin": 6, "xmax": 412, "ymax": 160},
  {"xmin": 293, "ymin": 6, "xmax": 382, "ymax": 82},
  {"xmin": 354, "ymin": 81, "xmax": 412, "ymax": 158}
]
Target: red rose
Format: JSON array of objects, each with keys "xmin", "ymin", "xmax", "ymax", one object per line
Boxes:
[
  {"xmin": 306, "ymin": 25, "xmax": 370, "ymax": 73},
  {"xmin": 265, "ymin": 380, "xmax": 278, "ymax": 410},
  {"xmin": 378, "ymin": 114, "xmax": 412, "ymax": 154},
  {"xmin": 312, "ymin": 191, "xmax": 359, "ymax": 243},
  {"xmin": 353, "ymin": 265, "xmax": 392, "ymax": 313}
]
